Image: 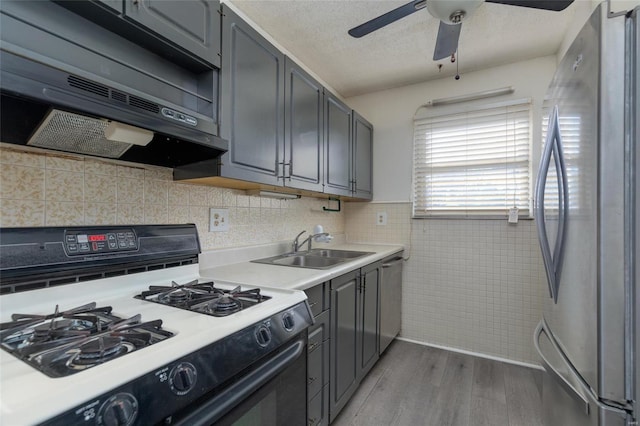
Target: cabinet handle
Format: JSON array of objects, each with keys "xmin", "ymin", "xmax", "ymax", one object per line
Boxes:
[
  {"xmin": 308, "ymin": 342, "xmax": 319, "ymax": 351},
  {"xmin": 308, "ymin": 418, "xmax": 317, "ymax": 426},
  {"xmin": 308, "ymin": 376, "xmax": 316, "ymax": 385},
  {"xmin": 308, "ymin": 301, "xmax": 318, "ymax": 308}
]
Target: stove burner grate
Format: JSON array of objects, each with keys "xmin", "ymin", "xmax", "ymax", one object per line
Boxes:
[
  {"xmin": 135, "ymin": 281, "xmax": 270, "ymax": 317},
  {"xmin": 0, "ymin": 303, "xmax": 173, "ymax": 378}
]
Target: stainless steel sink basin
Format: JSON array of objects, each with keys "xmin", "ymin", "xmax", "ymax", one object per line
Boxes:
[
  {"xmin": 251, "ymin": 249, "xmax": 374, "ymax": 269},
  {"xmin": 307, "ymin": 249, "xmax": 373, "ymax": 259},
  {"xmin": 271, "ymin": 255, "xmax": 344, "ymax": 268}
]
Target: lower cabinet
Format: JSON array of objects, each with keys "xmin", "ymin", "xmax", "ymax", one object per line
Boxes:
[
  {"xmin": 304, "ymin": 260, "xmax": 384, "ymax": 424},
  {"xmin": 305, "ymin": 282, "xmax": 330, "ymax": 426},
  {"xmin": 329, "ymin": 263, "xmax": 380, "ymax": 422}
]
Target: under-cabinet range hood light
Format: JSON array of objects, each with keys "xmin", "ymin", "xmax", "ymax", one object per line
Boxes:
[
  {"xmin": 424, "ymin": 86, "xmax": 514, "ymax": 107},
  {"xmin": 246, "ymin": 190, "xmax": 301, "ymax": 200},
  {"xmin": 27, "ymin": 109, "xmax": 154, "ymax": 159}
]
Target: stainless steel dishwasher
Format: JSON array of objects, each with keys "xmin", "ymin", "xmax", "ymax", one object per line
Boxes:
[{"xmin": 379, "ymin": 253, "xmax": 403, "ymax": 354}]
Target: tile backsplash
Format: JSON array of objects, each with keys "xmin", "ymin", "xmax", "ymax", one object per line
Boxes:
[
  {"xmin": 0, "ymin": 147, "xmax": 345, "ymax": 250},
  {"xmin": 345, "ymin": 202, "xmax": 546, "ymax": 365}
]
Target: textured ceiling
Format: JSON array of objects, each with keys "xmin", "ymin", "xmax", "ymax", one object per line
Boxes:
[{"xmin": 227, "ymin": 0, "xmax": 581, "ymax": 97}]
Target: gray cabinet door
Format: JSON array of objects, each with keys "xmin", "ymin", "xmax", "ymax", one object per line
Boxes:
[
  {"xmin": 353, "ymin": 112, "xmax": 373, "ymax": 200},
  {"xmin": 359, "ymin": 262, "xmax": 379, "ymax": 379},
  {"xmin": 219, "ymin": 5, "xmax": 283, "ymax": 186},
  {"xmin": 324, "ymin": 91, "xmax": 352, "ymax": 197},
  {"xmin": 284, "ymin": 57, "xmax": 323, "ymax": 192},
  {"xmin": 330, "ymin": 270, "xmax": 359, "ymax": 422},
  {"xmin": 124, "ymin": 0, "xmax": 221, "ymax": 67}
]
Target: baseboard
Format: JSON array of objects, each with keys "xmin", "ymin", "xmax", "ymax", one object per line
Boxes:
[{"xmin": 396, "ymin": 337, "xmax": 544, "ymax": 370}]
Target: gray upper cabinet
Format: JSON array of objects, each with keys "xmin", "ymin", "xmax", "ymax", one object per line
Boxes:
[
  {"xmin": 57, "ymin": 0, "xmax": 221, "ymax": 68},
  {"xmin": 219, "ymin": 4, "xmax": 284, "ymax": 186},
  {"xmin": 220, "ymin": 6, "xmax": 324, "ymax": 191},
  {"xmin": 353, "ymin": 112, "xmax": 373, "ymax": 200},
  {"xmin": 324, "ymin": 92, "xmax": 353, "ymax": 197},
  {"xmin": 124, "ymin": 0, "xmax": 221, "ymax": 68},
  {"xmin": 285, "ymin": 58, "xmax": 324, "ymax": 192}
]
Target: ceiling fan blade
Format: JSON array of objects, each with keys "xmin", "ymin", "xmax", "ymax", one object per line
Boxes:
[
  {"xmin": 433, "ymin": 22, "xmax": 462, "ymax": 61},
  {"xmin": 348, "ymin": 0, "xmax": 427, "ymax": 38},
  {"xmin": 485, "ymin": 0, "xmax": 574, "ymax": 11}
]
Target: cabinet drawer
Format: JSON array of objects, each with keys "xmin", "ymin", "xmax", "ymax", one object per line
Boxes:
[
  {"xmin": 307, "ymin": 342, "xmax": 323, "ymax": 398},
  {"xmin": 308, "ymin": 323, "xmax": 324, "ymax": 353},
  {"xmin": 305, "ymin": 283, "xmax": 327, "ymax": 317},
  {"xmin": 308, "ymin": 310, "xmax": 329, "ymax": 348},
  {"xmin": 308, "ymin": 384, "xmax": 329, "ymax": 426}
]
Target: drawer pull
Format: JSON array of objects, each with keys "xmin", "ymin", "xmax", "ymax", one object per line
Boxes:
[
  {"xmin": 308, "ymin": 301, "xmax": 318, "ymax": 308},
  {"xmin": 308, "ymin": 342, "xmax": 319, "ymax": 351},
  {"xmin": 308, "ymin": 376, "xmax": 316, "ymax": 385},
  {"xmin": 308, "ymin": 418, "xmax": 317, "ymax": 426}
]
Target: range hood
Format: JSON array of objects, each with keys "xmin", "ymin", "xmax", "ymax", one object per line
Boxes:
[{"xmin": 0, "ymin": 0, "xmax": 227, "ymax": 169}]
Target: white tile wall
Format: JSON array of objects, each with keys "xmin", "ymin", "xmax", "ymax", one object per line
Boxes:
[
  {"xmin": 344, "ymin": 202, "xmax": 547, "ymax": 364},
  {"xmin": 0, "ymin": 147, "xmax": 345, "ymax": 250}
]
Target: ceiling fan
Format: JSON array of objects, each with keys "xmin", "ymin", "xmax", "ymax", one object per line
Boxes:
[{"xmin": 348, "ymin": 0, "xmax": 574, "ymax": 61}]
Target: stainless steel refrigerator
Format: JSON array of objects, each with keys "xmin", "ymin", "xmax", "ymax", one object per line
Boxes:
[{"xmin": 533, "ymin": 3, "xmax": 638, "ymax": 426}]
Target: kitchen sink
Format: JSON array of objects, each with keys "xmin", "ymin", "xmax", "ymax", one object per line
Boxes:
[
  {"xmin": 271, "ymin": 255, "xmax": 344, "ymax": 268},
  {"xmin": 251, "ymin": 249, "xmax": 374, "ymax": 269}
]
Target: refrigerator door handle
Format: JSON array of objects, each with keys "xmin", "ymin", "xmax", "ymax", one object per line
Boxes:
[
  {"xmin": 534, "ymin": 105, "xmax": 569, "ymax": 303},
  {"xmin": 534, "ymin": 319, "xmax": 590, "ymax": 415},
  {"xmin": 535, "ymin": 106, "xmax": 560, "ymax": 301}
]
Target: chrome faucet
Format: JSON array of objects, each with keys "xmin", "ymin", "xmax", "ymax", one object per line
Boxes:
[
  {"xmin": 299, "ymin": 232, "xmax": 331, "ymax": 252},
  {"xmin": 292, "ymin": 230, "xmax": 307, "ymax": 252}
]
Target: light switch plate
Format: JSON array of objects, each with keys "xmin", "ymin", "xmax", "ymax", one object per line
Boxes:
[
  {"xmin": 377, "ymin": 211, "xmax": 387, "ymax": 226},
  {"xmin": 210, "ymin": 208, "xmax": 229, "ymax": 232}
]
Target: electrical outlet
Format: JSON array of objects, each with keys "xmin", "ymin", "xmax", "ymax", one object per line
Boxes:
[
  {"xmin": 209, "ymin": 208, "xmax": 229, "ymax": 232},
  {"xmin": 377, "ymin": 211, "xmax": 387, "ymax": 226}
]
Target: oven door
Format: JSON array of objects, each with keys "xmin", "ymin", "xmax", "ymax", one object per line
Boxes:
[{"xmin": 170, "ymin": 333, "xmax": 307, "ymax": 426}]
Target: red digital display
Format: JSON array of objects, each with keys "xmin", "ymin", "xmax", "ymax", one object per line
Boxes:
[{"xmin": 88, "ymin": 234, "xmax": 106, "ymax": 242}]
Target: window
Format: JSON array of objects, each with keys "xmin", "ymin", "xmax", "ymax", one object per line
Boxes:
[{"xmin": 412, "ymin": 100, "xmax": 532, "ymax": 217}]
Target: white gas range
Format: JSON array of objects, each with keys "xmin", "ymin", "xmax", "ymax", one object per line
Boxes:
[{"xmin": 0, "ymin": 224, "xmax": 313, "ymax": 426}]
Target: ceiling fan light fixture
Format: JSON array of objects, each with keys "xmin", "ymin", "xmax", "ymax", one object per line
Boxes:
[{"xmin": 426, "ymin": 0, "xmax": 484, "ymax": 24}]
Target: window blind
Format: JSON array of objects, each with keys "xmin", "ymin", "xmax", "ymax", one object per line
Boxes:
[{"xmin": 413, "ymin": 100, "xmax": 532, "ymax": 217}]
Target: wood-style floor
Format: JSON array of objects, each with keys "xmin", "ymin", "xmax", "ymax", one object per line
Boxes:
[{"xmin": 332, "ymin": 340, "xmax": 543, "ymax": 426}]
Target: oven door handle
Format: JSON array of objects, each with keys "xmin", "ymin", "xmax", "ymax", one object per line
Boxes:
[{"xmin": 173, "ymin": 337, "xmax": 306, "ymax": 426}]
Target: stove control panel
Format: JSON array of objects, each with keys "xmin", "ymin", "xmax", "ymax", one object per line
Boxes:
[{"xmin": 64, "ymin": 228, "xmax": 138, "ymax": 256}]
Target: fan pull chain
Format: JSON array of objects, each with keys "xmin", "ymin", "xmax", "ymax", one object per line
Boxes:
[{"xmin": 452, "ymin": 52, "xmax": 460, "ymax": 80}]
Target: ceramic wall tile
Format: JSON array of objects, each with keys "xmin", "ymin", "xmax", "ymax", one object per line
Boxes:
[
  {"xmin": 0, "ymin": 148, "xmax": 46, "ymax": 168},
  {"xmin": 46, "ymin": 170, "xmax": 84, "ymax": 202},
  {"xmin": 189, "ymin": 185, "xmax": 209, "ymax": 206},
  {"xmin": 117, "ymin": 165, "xmax": 145, "ymax": 179},
  {"xmin": 85, "ymin": 173, "xmax": 116, "ymax": 204},
  {"xmin": 0, "ymin": 199, "xmax": 45, "ymax": 226},
  {"xmin": 117, "ymin": 204, "xmax": 144, "ymax": 224},
  {"xmin": 144, "ymin": 167, "xmax": 172, "ymax": 181},
  {"xmin": 144, "ymin": 204, "xmax": 168, "ymax": 224},
  {"xmin": 0, "ymin": 164, "xmax": 45, "ymax": 200},
  {"xmin": 85, "ymin": 203, "xmax": 116, "ymax": 225},
  {"xmin": 85, "ymin": 159, "xmax": 118, "ymax": 177},
  {"xmin": 45, "ymin": 154, "xmax": 84, "ymax": 172},
  {"xmin": 144, "ymin": 180, "xmax": 168, "ymax": 205},
  {"xmin": 117, "ymin": 178, "xmax": 144, "ymax": 204},
  {"xmin": 45, "ymin": 201, "xmax": 83, "ymax": 226},
  {"xmin": 168, "ymin": 183, "xmax": 191, "ymax": 206}
]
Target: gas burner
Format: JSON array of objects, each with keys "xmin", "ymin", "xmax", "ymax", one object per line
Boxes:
[
  {"xmin": 198, "ymin": 294, "xmax": 242, "ymax": 317},
  {"xmin": 135, "ymin": 281, "xmax": 270, "ymax": 317},
  {"xmin": 0, "ymin": 304, "xmax": 173, "ymax": 378},
  {"xmin": 67, "ymin": 336, "xmax": 135, "ymax": 369}
]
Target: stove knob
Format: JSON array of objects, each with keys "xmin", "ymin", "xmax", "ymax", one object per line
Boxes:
[
  {"xmin": 97, "ymin": 393, "xmax": 138, "ymax": 426},
  {"xmin": 255, "ymin": 325, "xmax": 272, "ymax": 347},
  {"xmin": 169, "ymin": 362, "xmax": 197, "ymax": 395},
  {"xmin": 282, "ymin": 312, "xmax": 295, "ymax": 331}
]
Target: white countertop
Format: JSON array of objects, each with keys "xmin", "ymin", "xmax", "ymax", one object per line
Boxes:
[{"xmin": 199, "ymin": 242, "xmax": 405, "ymax": 291}]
